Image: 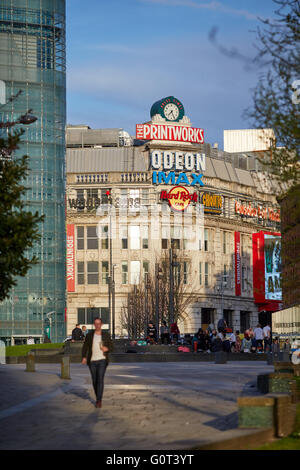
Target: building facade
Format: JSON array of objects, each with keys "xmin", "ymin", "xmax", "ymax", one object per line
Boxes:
[
  {"xmin": 0, "ymin": 0, "xmax": 66, "ymax": 345},
  {"xmin": 66, "ymin": 103, "xmax": 282, "ymax": 337}
]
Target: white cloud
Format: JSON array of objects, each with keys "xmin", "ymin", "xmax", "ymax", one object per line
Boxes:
[{"xmin": 139, "ymin": 0, "xmax": 257, "ymax": 21}]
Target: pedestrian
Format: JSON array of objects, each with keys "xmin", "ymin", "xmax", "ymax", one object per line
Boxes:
[
  {"xmin": 160, "ymin": 320, "xmax": 170, "ymax": 345},
  {"xmin": 72, "ymin": 323, "xmax": 83, "ymax": 342},
  {"xmin": 272, "ymin": 337, "xmax": 280, "ymax": 359},
  {"xmin": 283, "ymin": 339, "xmax": 291, "ymax": 355},
  {"xmin": 196, "ymin": 328, "xmax": 206, "ymax": 351},
  {"xmin": 82, "ymin": 325, "xmax": 88, "ymax": 338},
  {"xmin": 222, "ymin": 333, "xmax": 231, "ymax": 353},
  {"xmin": 229, "ymin": 331, "xmax": 236, "ymax": 352},
  {"xmin": 81, "ymin": 317, "xmax": 113, "ymax": 408},
  {"xmin": 170, "ymin": 322, "xmax": 180, "ymax": 344},
  {"xmin": 147, "ymin": 321, "xmax": 157, "ymax": 344},
  {"xmin": 253, "ymin": 324, "xmax": 264, "ymax": 352},
  {"xmin": 241, "ymin": 331, "xmax": 252, "ymax": 353},
  {"xmin": 235, "ymin": 331, "xmax": 241, "ymax": 353},
  {"xmin": 217, "ymin": 317, "xmax": 227, "ymax": 334},
  {"xmin": 264, "ymin": 329, "xmax": 272, "ymax": 353},
  {"xmin": 263, "ymin": 323, "xmax": 271, "ymax": 347},
  {"xmin": 204, "ymin": 329, "xmax": 211, "ymax": 351}
]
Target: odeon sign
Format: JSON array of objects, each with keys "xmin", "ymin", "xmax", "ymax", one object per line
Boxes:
[{"xmin": 151, "ymin": 150, "xmax": 206, "ymax": 187}]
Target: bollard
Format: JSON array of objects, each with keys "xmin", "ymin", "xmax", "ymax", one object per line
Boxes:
[
  {"xmin": 61, "ymin": 355, "xmax": 71, "ymax": 380},
  {"xmin": 25, "ymin": 352, "xmax": 35, "ymax": 372},
  {"xmin": 215, "ymin": 351, "xmax": 227, "ymax": 364}
]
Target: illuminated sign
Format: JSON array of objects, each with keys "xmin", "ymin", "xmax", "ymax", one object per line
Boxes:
[
  {"xmin": 264, "ymin": 234, "xmax": 282, "ymax": 301},
  {"xmin": 151, "ymin": 150, "xmax": 205, "ymax": 187},
  {"xmin": 136, "ymin": 123, "xmax": 204, "ymax": 144},
  {"xmin": 235, "ymin": 232, "xmax": 241, "ymax": 296},
  {"xmin": 150, "ymin": 151, "xmax": 206, "ymax": 172},
  {"xmin": 153, "ymin": 171, "xmax": 204, "ymax": 186},
  {"xmin": 160, "ymin": 186, "xmax": 197, "ymax": 211},
  {"xmin": 252, "ymin": 231, "xmax": 282, "ymax": 306},
  {"xmin": 201, "ymin": 193, "xmax": 222, "ymax": 214},
  {"xmin": 66, "ymin": 224, "xmax": 75, "ymax": 292},
  {"xmin": 235, "ymin": 201, "xmax": 280, "ymax": 223}
]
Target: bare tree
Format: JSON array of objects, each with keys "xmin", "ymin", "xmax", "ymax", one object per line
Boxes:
[{"xmin": 121, "ymin": 249, "xmax": 197, "ymax": 339}]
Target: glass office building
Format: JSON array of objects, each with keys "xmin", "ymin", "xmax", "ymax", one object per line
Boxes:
[{"xmin": 0, "ymin": 0, "xmax": 66, "ymax": 344}]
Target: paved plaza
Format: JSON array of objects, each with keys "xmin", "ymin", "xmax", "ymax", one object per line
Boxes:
[{"xmin": 0, "ymin": 362, "xmax": 274, "ymax": 450}]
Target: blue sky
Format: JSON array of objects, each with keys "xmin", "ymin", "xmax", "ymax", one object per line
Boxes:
[{"xmin": 66, "ymin": 0, "xmax": 276, "ymax": 148}]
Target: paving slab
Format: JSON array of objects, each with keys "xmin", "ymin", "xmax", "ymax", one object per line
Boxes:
[{"xmin": 0, "ymin": 362, "xmax": 273, "ymax": 450}]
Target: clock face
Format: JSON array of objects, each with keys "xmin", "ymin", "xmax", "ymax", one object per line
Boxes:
[{"xmin": 163, "ymin": 103, "xmax": 180, "ymax": 121}]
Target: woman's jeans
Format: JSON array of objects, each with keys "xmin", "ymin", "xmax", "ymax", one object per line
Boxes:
[{"xmin": 89, "ymin": 359, "xmax": 107, "ymax": 401}]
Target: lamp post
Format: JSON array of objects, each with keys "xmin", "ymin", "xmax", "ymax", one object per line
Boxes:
[
  {"xmin": 168, "ymin": 247, "xmax": 179, "ymax": 325},
  {"xmin": 112, "ymin": 264, "xmax": 116, "ymax": 339},
  {"xmin": 155, "ymin": 264, "xmax": 163, "ymax": 337},
  {"xmin": 45, "ymin": 311, "xmax": 55, "ymax": 342}
]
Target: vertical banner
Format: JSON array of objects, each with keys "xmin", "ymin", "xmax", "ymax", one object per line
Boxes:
[
  {"xmin": 66, "ymin": 224, "xmax": 75, "ymax": 292},
  {"xmin": 235, "ymin": 232, "xmax": 241, "ymax": 296}
]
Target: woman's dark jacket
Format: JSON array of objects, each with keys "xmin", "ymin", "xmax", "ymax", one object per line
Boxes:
[{"xmin": 82, "ymin": 330, "xmax": 113, "ymax": 366}]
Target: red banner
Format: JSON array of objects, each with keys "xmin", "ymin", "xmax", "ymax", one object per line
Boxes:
[
  {"xmin": 66, "ymin": 224, "xmax": 75, "ymax": 292},
  {"xmin": 136, "ymin": 123, "xmax": 204, "ymax": 144},
  {"xmin": 235, "ymin": 232, "xmax": 241, "ymax": 296}
]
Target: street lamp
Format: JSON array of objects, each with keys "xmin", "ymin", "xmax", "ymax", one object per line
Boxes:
[
  {"xmin": 169, "ymin": 247, "xmax": 180, "ymax": 325},
  {"xmin": 45, "ymin": 311, "xmax": 55, "ymax": 342},
  {"xmin": 112, "ymin": 263, "xmax": 117, "ymax": 339}
]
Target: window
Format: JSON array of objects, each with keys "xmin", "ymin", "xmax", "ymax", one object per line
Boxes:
[
  {"xmin": 171, "ymin": 226, "xmax": 181, "ymax": 249},
  {"xmin": 102, "ymin": 261, "xmax": 109, "ymax": 285},
  {"xmin": 122, "ymin": 262, "xmax": 128, "ymax": 285},
  {"xmin": 120, "ymin": 226, "xmax": 128, "ymax": 249},
  {"xmin": 120, "ymin": 189, "xmax": 127, "ymax": 207},
  {"xmin": 162, "ymin": 225, "xmax": 169, "ymax": 250},
  {"xmin": 183, "ymin": 262, "xmax": 188, "ymax": 285},
  {"xmin": 129, "ymin": 225, "xmax": 140, "ymax": 250},
  {"xmin": 205, "ymin": 262, "xmax": 209, "ymax": 287},
  {"xmin": 142, "ymin": 225, "xmax": 148, "ymax": 249},
  {"xmin": 76, "ymin": 189, "xmax": 84, "ymax": 212},
  {"xmin": 130, "ymin": 261, "xmax": 141, "ymax": 285},
  {"xmin": 199, "ymin": 262, "xmax": 202, "ymax": 284},
  {"xmin": 77, "ymin": 226, "xmax": 84, "ymax": 250},
  {"xmin": 78, "ymin": 308, "xmax": 85, "ymax": 324},
  {"xmin": 87, "ymin": 226, "xmax": 98, "ymax": 250},
  {"xmin": 77, "ymin": 308, "xmax": 110, "ymax": 328},
  {"xmin": 143, "ymin": 261, "xmax": 149, "ymax": 280},
  {"xmin": 129, "ymin": 189, "xmax": 140, "ymax": 212},
  {"xmin": 77, "ymin": 262, "xmax": 84, "ymax": 285},
  {"xmin": 223, "ymin": 265, "xmax": 228, "ymax": 288},
  {"xmin": 223, "ymin": 231, "xmax": 227, "ymax": 254},
  {"xmin": 162, "ymin": 239, "xmax": 168, "ymax": 249},
  {"xmin": 142, "ymin": 189, "xmax": 149, "ymax": 205},
  {"xmin": 86, "ymin": 188, "xmax": 98, "ymax": 199},
  {"xmin": 204, "ymin": 229, "xmax": 209, "ymax": 252},
  {"xmin": 101, "ymin": 189, "xmax": 109, "ymax": 204},
  {"xmin": 101, "ymin": 225, "xmax": 108, "ymax": 249},
  {"xmin": 174, "ymin": 264, "xmax": 181, "ymax": 285},
  {"xmin": 87, "ymin": 262, "xmax": 99, "ymax": 284}
]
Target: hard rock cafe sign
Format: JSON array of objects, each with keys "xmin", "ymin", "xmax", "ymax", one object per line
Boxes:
[{"xmin": 160, "ymin": 186, "xmax": 198, "ymax": 212}]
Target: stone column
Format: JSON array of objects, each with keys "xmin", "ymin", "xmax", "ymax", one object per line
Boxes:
[
  {"xmin": 61, "ymin": 355, "xmax": 71, "ymax": 380},
  {"xmin": 233, "ymin": 310, "xmax": 241, "ymax": 332},
  {"xmin": 25, "ymin": 352, "xmax": 35, "ymax": 372}
]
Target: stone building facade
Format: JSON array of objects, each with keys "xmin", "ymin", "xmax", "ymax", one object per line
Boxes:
[{"xmin": 66, "ymin": 130, "xmax": 281, "ymax": 337}]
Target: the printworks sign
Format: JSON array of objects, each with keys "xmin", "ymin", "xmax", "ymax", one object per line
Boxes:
[
  {"xmin": 136, "ymin": 123, "xmax": 204, "ymax": 144},
  {"xmin": 151, "ymin": 150, "xmax": 205, "ymax": 187},
  {"xmin": 136, "ymin": 96, "xmax": 204, "ymax": 144}
]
